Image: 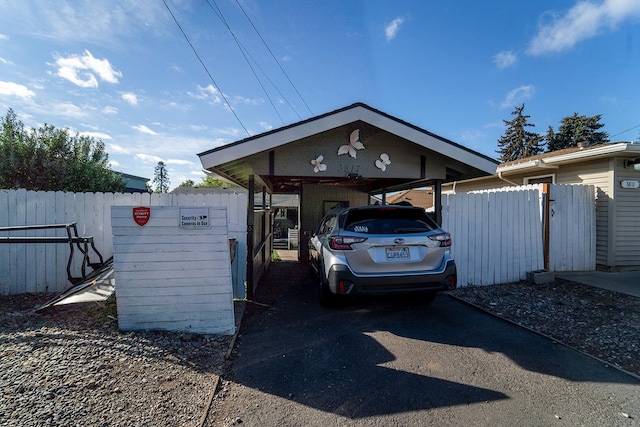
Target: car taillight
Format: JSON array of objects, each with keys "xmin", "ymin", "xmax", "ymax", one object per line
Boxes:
[
  {"xmin": 329, "ymin": 236, "xmax": 367, "ymax": 250},
  {"xmin": 429, "ymin": 232, "xmax": 452, "ymax": 247}
]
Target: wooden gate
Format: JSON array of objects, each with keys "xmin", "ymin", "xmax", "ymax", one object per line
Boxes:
[{"xmin": 442, "ymin": 184, "xmax": 595, "ymax": 287}]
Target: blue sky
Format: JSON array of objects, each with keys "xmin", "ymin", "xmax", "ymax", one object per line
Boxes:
[{"xmin": 1, "ymin": 0, "xmax": 639, "ymax": 189}]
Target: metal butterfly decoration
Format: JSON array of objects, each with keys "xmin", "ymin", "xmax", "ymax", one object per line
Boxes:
[{"xmin": 337, "ymin": 129, "xmax": 365, "ymax": 158}]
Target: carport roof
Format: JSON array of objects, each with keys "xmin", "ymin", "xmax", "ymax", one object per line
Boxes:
[{"xmin": 198, "ymin": 103, "xmax": 499, "ymax": 194}]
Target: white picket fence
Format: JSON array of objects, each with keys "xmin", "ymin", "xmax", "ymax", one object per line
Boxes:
[
  {"xmin": 442, "ymin": 184, "xmax": 595, "ymax": 287},
  {"xmin": 0, "ymin": 189, "xmax": 248, "ymax": 295}
]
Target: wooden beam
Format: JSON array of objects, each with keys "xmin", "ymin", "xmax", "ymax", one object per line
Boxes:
[{"xmin": 246, "ymin": 175, "xmax": 255, "ymax": 300}]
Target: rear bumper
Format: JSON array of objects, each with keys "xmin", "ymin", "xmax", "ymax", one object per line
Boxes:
[{"xmin": 327, "ymin": 259, "xmax": 457, "ymax": 295}]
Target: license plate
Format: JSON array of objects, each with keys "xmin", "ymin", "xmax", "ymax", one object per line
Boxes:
[{"xmin": 386, "ymin": 247, "xmax": 409, "ymax": 260}]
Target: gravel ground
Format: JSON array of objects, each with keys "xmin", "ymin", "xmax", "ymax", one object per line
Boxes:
[
  {"xmin": 1, "ymin": 277, "xmax": 639, "ymax": 426},
  {"xmin": 0, "ymin": 294, "xmax": 232, "ymax": 427}
]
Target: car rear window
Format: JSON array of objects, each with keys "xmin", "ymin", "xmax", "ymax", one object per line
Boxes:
[{"xmin": 341, "ymin": 208, "xmax": 438, "ymax": 234}]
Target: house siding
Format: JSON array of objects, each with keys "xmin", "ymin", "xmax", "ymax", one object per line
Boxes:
[
  {"xmin": 553, "ymin": 160, "xmax": 611, "ymax": 267},
  {"xmin": 613, "ymin": 158, "xmax": 640, "ymax": 268}
]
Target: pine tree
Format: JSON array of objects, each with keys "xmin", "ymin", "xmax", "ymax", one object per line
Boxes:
[
  {"xmin": 547, "ymin": 113, "xmax": 609, "ymax": 152},
  {"xmin": 496, "ymin": 104, "xmax": 544, "ymax": 162},
  {"xmin": 153, "ymin": 161, "xmax": 170, "ymax": 193}
]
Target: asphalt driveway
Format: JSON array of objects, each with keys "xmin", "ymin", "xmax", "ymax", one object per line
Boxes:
[{"xmin": 211, "ymin": 261, "xmax": 640, "ymax": 426}]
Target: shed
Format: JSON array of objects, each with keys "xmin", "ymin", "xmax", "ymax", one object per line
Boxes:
[
  {"xmin": 198, "ymin": 103, "xmax": 498, "ymax": 296},
  {"xmin": 442, "ymin": 143, "xmax": 640, "ymax": 271}
]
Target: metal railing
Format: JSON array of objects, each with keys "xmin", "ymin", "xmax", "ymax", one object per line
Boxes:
[{"xmin": 0, "ymin": 223, "xmax": 105, "ymax": 285}]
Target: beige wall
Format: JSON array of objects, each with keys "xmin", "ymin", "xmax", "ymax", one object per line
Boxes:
[{"xmin": 613, "ymin": 158, "xmax": 640, "ymax": 268}]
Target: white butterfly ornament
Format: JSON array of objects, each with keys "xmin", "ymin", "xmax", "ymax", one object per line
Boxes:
[
  {"xmin": 311, "ymin": 155, "xmax": 327, "ymax": 173},
  {"xmin": 337, "ymin": 129, "xmax": 365, "ymax": 158},
  {"xmin": 375, "ymin": 153, "xmax": 391, "ymax": 171}
]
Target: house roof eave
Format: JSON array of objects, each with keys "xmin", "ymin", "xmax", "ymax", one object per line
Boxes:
[{"xmin": 497, "ymin": 143, "xmax": 640, "ymax": 175}]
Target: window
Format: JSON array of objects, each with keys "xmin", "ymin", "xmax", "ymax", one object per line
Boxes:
[{"xmin": 524, "ymin": 174, "xmax": 555, "ymax": 184}]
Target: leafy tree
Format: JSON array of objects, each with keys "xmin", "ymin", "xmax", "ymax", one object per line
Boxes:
[
  {"xmin": 153, "ymin": 161, "xmax": 170, "ymax": 193},
  {"xmin": 0, "ymin": 109, "xmax": 125, "ymax": 192},
  {"xmin": 200, "ymin": 175, "xmax": 238, "ymax": 188},
  {"xmin": 179, "ymin": 179, "xmax": 196, "ymax": 187},
  {"xmin": 546, "ymin": 113, "xmax": 609, "ymax": 152},
  {"xmin": 496, "ymin": 104, "xmax": 544, "ymax": 162}
]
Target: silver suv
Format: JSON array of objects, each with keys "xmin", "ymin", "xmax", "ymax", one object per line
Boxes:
[{"xmin": 309, "ymin": 204, "xmax": 457, "ymax": 305}]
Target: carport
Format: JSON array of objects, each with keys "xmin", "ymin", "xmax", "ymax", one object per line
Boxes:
[{"xmin": 198, "ymin": 103, "xmax": 498, "ymax": 298}]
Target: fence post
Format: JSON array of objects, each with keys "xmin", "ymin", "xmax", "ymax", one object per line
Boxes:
[{"xmin": 542, "ymin": 183, "xmax": 550, "ymax": 271}]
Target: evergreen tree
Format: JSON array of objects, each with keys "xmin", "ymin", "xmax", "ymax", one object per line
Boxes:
[
  {"xmin": 0, "ymin": 109, "xmax": 125, "ymax": 192},
  {"xmin": 547, "ymin": 113, "xmax": 609, "ymax": 152},
  {"xmin": 496, "ymin": 104, "xmax": 544, "ymax": 162},
  {"xmin": 153, "ymin": 161, "xmax": 170, "ymax": 193}
]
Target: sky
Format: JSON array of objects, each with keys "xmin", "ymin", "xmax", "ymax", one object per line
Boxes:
[{"xmin": 1, "ymin": 0, "xmax": 639, "ymax": 190}]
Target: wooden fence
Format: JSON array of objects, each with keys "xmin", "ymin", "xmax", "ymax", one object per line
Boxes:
[
  {"xmin": 442, "ymin": 184, "xmax": 595, "ymax": 286},
  {"xmin": 0, "ymin": 189, "xmax": 247, "ymax": 295}
]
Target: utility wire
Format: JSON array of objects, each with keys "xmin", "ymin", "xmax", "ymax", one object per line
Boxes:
[
  {"xmin": 234, "ymin": 0, "xmax": 314, "ymax": 116},
  {"xmin": 205, "ymin": 0, "xmax": 285, "ymax": 125},
  {"xmin": 207, "ymin": 0, "xmax": 302, "ymax": 122},
  {"xmin": 610, "ymin": 123, "xmax": 640, "ymax": 139},
  {"xmin": 162, "ymin": 0, "xmax": 250, "ymax": 136}
]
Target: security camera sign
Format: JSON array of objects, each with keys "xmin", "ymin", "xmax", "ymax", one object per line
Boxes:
[{"xmin": 179, "ymin": 207, "xmax": 210, "ymax": 228}]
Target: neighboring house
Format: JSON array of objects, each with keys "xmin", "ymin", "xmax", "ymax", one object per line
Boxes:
[
  {"xmin": 442, "ymin": 142, "xmax": 640, "ymax": 271},
  {"xmin": 386, "ymin": 188, "xmax": 434, "ymax": 210},
  {"xmin": 118, "ymin": 172, "xmax": 150, "ymax": 193}
]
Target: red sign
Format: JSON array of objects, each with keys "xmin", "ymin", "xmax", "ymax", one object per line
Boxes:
[{"xmin": 132, "ymin": 206, "xmax": 151, "ymax": 226}]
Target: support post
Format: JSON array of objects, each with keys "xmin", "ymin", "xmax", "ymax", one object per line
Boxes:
[
  {"xmin": 542, "ymin": 183, "xmax": 550, "ymax": 271},
  {"xmin": 246, "ymin": 175, "xmax": 255, "ymax": 300},
  {"xmin": 434, "ymin": 179, "xmax": 442, "ymax": 226}
]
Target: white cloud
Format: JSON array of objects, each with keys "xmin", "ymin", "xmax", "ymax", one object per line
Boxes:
[
  {"xmin": 50, "ymin": 102, "xmax": 90, "ymax": 119},
  {"xmin": 258, "ymin": 121, "xmax": 273, "ymax": 131},
  {"xmin": 103, "ymin": 106, "xmax": 118, "ymax": 114},
  {"xmin": 0, "ymin": 80, "xmax": 35, "ymax": 99},
  {"xmin": 79, "ymin": 131, "xmax": 111, "ymax": 140},
  {"xmin": 135, "ymin": 153, "xmax": 163, "ymax": 163},
  {"xmin": 493, "ymin": 51, "xmax": 517, "ymax": 69},
  {"xmin": 500, "ymin": 85, "xmax": 535, "ymax": 109},
  {"xmin": 385, "ymin": 17, "xmax": 404, "ymax": 41},
  {"xmin": 0, "ymin": 57, "xmax": 13, "ymax": 65},
  {"xmin": 109, "ymin": 160, "xmax": 120, "ymax": 168},
  {"xmin": 0, "ymin": 33, "xmax": 7, "ymax": 40},
  {"xmin": 122, "ymin": 92, "xmax": 138, "ymax": 105},
  {"xmin": 166, "ymin": 158, "xmax": 197, "ymax": 166},
  {"xmin": 528, "ymin": 0, "xmax": 640, "ymax": 55},
  {"xmin": 0, "ymin": 2, "xmax": 168, "ymax": 46},
  {"xmin": 108, "ymin": 143, "xmax": 130, "ymax": 154},
  {"xmin": 54, "ymin": 50, "xmax": 122, "ymax": 88},
  {"xmin": 190, "ymin": 84, "xmax": 222, "ymax": 103},
  {"xmin": 132, "ymin": 124, "xmax": 158, "ymax": 135}
]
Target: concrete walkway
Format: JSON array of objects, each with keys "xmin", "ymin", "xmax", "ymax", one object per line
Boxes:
[{"xmin": 556, "ymin": 270, "xmax": 640, "ymax": 298}]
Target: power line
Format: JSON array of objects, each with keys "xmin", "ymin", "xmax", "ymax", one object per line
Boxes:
[
  {"xmin": 205, "ymin": 0, "xmax": 286, "ymax": 125},
  {"xmin": 162, "ymin": 0, "xmax": 250, "ymax": 137},
  {"xmin": 611, "ymin": 123, "xmax": 640, "ymax": 139},
  {"xmin": 234, "ymin": 0, "xmax": 314, "ymax": 116}
]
